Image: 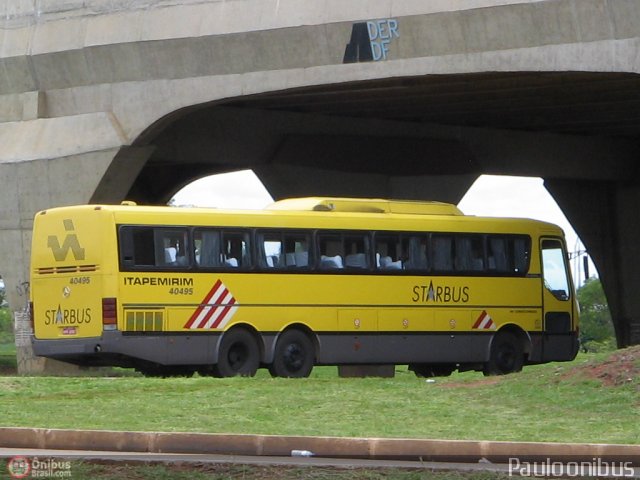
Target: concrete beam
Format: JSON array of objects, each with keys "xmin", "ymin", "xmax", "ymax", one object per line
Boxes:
[
  {"xmin": 255, "ymin": 165, "xmax": 390, "ymax": 200},
  {"xmin": 91, "ymin": 146, "xmax": 155, "ymax": 204},
  {"xmin": 255, "ymin": 164, "xmax": 477, "ymax": 204},
  {"xmin": 3, "ymin": 0, "xmax": 640, "ymax": 96},
  {"xmin": 146, "ymin": 106, "xmax": 638, "ymax": 201},
  {"xmin": 271, "ymin": 135, "xmax": 477, "ymax": 176},
  {"xmin": 0, "ymin": 112, "xmax": 127, "ymax": 163}
]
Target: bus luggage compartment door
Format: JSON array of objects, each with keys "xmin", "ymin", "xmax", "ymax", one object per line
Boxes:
[{"xmin": 335, "ymin": 309, "xmax": 378, "ymax": 362}]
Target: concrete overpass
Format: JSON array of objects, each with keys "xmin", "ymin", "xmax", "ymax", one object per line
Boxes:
[{"xmin": 1, "ymin": 0, "xmax": 640, "ymax": 364}]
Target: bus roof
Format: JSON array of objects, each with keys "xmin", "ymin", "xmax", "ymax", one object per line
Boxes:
[
  {"xmin": 35, "ymin": 198, "xmax": 564, "ymax": 236},
  {"xmin": 266, "ymin": 197, "xmax": 463, "ymax": 216}
]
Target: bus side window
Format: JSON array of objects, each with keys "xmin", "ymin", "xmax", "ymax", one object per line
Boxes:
[
  {"xmin": 258, "ymin": 233, "xmax": 283, "ymax": 268},
  {"xmin": 222, "ymin": 232, "xmax": 251, "ymax": 268},
  {"xmin": 257, "ymin": 232, "xmax": 311, "ymax": 270},
  {"xmin": 487, "ymin": 235, "xmax": 530, "ymax": 275},
  {"xmin": 122, "ymin": 227, "xmax": 155, "ymax": 267},
  {"xmin": 344, "ymin": 234, "xmax": 370, "ymax": 269},
  {"xmin": 487, "ymin": 236, "xmax": 508, "ymax": 272},
  {"xmin": 318, "ymin": 234, "xmax": 344, "ymax": 269},
  {"xmin": 376, "ymin": 234, "xmax": 403, "ymax": 270},
  {"xmin": 194, "ymin": 229, "xmax": 222, "ymax": 267},
  {"xmin": 455, "ymin": 235, "xmax": 484, "ymax": 272},
  {"xmin": 194, "ymin": 229, "xmax": 251, "ymax": 269},
  {"xmin": 157, "ymin": 230, "xmax": 188, "ymax": 267},
  {"xmin": 432, "ymin": 235, "xmax": 453, "ymax": 272},
  {"xmin": 403, "ymin": 235, "xmax": 429, "ymax": 271},
  {"xmin": 284, "ymin": 233, "xmax": 311, "ymax": 268},
  {"xmin": 512, "ymin": 237, "xmax": 530, "ymax": 274},
  {"xmin": 119, "ymin": 227, "xmax": 189, "ymax": 269}
]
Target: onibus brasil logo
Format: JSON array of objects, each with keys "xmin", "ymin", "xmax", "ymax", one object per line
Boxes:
[
  {"xmin": 7, "ymin": 456, "xmax": 30, "ymax": 478},
  {"xmin": 7, "ymin": 456, "xmax": 72, "ymax": 478}
]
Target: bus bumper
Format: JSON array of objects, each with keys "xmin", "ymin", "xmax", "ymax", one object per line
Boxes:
[{"xmin": 32, "ymin": 331, "xmax": 222, "ymax": 367}]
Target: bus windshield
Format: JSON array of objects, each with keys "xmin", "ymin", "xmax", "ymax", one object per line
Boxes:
[{"xmin": 541, "ymin": 239, "xmax": 570, "ymax": 301}]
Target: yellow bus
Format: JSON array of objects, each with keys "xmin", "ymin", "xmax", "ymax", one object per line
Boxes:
[{"xmin": 30, "ymin": 197, "xmax": 579, "ymax": 377}]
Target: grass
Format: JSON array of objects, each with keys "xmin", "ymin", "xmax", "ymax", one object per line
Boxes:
[
  {"xmin": 0, "ymin": 344, "xmax": 15, "ymax": 358},
  {"xmin": 0, "ymin": 306, "xmax": 15, "ymax": 358},
  {"xmin": 0, "ymin": 353, "xmax": 16, "ymax": 370},
  {"xmin": 0, "ymin": 352, "xmax": 638, "ymax": 445},
  {"xmin": 0, "ymin": 306, "xmax": 16, "ymax": 373}
]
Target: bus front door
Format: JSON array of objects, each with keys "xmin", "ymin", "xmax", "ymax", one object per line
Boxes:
[{"xmin": 540, "ymin": 238, "xmax": 577, "ymax": 361}]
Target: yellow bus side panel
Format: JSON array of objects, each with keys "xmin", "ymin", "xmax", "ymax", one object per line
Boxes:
[{"xmin": 118, "ymin": 273, "xmax": 542, "ymax": 334}]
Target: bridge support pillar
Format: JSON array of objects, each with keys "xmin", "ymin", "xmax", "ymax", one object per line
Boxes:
[
  {"xmin": 0, "ymin": 147, "xmax": 124, "ymax": 374},
  {"xmin": 545, "ymin": 179, "xmax": 640, "ymax": 347}
]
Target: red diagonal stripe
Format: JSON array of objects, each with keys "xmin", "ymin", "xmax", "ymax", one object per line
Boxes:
[
  {"xmin": 184, "ymin": 279, "xmax": 222, "ymax": 329},
  {"xmin": 472, "ymin": 310, "xmax": 487, "ymax": 329},
  {"xmin": 210, "ymin": 297, "xmax": 237, "ymax": 329},
  {"xmin": 197, "ymin": 287, "xmax": 230, "ymax": 329}
]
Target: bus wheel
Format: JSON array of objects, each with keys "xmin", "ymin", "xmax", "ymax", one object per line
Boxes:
[
  {"xmin": 269, "ymin": 329, "xmax": 315, "ymax": 378},
  {"xmin": 483, "ymin": 332, "xmax": 524, "ymax": 376},
  {"xmin": 214, "ymin": 329, "xmax": 260, "ymax": 377}
]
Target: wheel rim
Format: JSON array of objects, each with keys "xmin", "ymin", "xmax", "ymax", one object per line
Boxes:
[
  {"xmin": 496, "ymin": 343, "xmax": 517, "ymax": 372},
  {"xmin": 227, "ymin": 342, "xmax": 249, "ymax": 371},
  {"xmin": 282, "ymin": 343, "xmax": 305, "ymax": 372}
]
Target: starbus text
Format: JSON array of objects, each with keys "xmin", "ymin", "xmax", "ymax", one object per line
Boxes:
[
  {"xmin": 412, "ymin": 284, "xmax": 470, "ymax": 303},
  {"xmin": 44, "ymin": 306, "xmax": 91, "ymax": 325}
]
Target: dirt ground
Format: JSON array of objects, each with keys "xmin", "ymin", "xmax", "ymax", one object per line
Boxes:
[
  {"xmin": 561, "ymin": 345, "xmax": 640, "ymax": 387},
  {"xmin": 0, "ymin": 362, "xmax": 16, "ymax": 376}
]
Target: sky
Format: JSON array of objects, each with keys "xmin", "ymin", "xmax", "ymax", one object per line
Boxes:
[{"xmin": 171, "ymin": 171, "xmax": 593, "ymax": 285}]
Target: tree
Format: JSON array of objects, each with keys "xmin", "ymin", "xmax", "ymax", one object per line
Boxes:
[
  {"xmin": 0, "ymin": 278, "xmax": 6, "ymax": 308},
  {"xmin": 576, "ymin": 278, "xmax": 615, "ymax": 351}
]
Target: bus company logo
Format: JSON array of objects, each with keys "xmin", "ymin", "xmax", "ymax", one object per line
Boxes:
[
  {"xmin": 7, "ymin": 456, "xmax": 30, "ymax": 478},
  {"xmin": 472, "ymin": 310, "xmax": 496, "ymax": 330},
  {"xmin": 47, "ymin": 219, "xmax": 85, "ymax": 262},
  {"xmin": 343, "ymin": 18, "xmax": 399, "ymax": 63},
  {"xmin": 184, "ymin": 279, "xmax": 239, "ymax": 330},
  {"xmin": 44, "ymin": 304, "xmax": 91, "ymax": 325},
  {"xmin": 508, "ymin": 457, "xmax": 634, "ymax": 478},
  {"xmin": 412, "ymin": 280, "xmax": 470, "ymax": 304},
  {"xmin": 8, "ymin": 456, "xmax": 72, "ymax": 479}
]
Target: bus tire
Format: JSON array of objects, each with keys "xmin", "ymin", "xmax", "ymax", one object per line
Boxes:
[
  {"xmin": 483, "ymin": 331, "xmax": 524, "ymax": 376},
  {"xmin": 269, "ymin": 329, "xmax": 315, "ymax": 378},
  {"xmin": 214, "ymin": 329, "xmax": 260, "ymax": 377}
]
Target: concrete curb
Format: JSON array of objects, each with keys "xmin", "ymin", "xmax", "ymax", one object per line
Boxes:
[{"xmin": 0, "ymin": 428, "xmax": 638, "ymax": 464}]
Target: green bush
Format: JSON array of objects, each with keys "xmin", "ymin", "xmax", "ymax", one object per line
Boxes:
[
  {"xmin": 0, "ymin": 307, "xmax": 12, "ymax": 333},
  {"xmin": 577, "ymin": 278, "xmax": 616, "ymax": 352},
  {"xmin": 0, "ymin": 307, "xmax": 15, "ymax": 350},
  {"xmin": 581, "ymin": 338, "xmax": 616, "ymax": 353}
]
